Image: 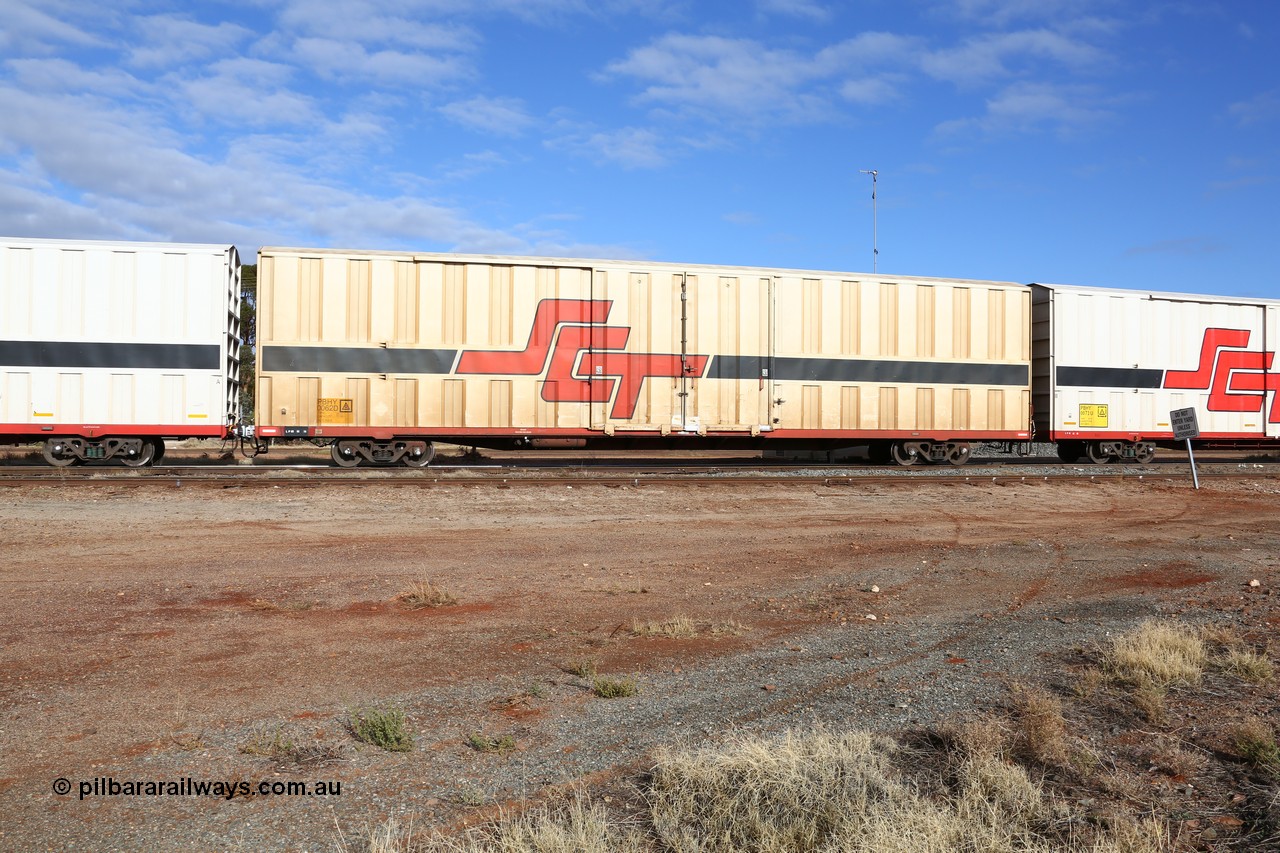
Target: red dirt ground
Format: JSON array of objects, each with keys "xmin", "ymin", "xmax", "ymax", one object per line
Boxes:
[{"xmin": 0, "ymin": 469, "xmax": 1277, "ymax": 850}]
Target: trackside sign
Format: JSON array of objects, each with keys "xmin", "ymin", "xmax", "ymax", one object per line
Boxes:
[
  {"xmin": 1170, "ymin": 407, "xmax": 1199, "ymax": 440},
  {"xmin": 1170, "ymin": 407, "xmax": 1201, "ymax": 490}
]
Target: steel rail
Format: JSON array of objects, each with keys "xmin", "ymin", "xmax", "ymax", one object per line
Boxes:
[{"xmin": 0, "ymin": 466, "xmax": 1274, "ymax": 489}]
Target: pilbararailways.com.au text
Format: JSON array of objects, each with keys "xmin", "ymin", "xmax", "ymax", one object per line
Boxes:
[{"xmin": 52, "ymin": 776, "xmax": 342, "ymax": 801}]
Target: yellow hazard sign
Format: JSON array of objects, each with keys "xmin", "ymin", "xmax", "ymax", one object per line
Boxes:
[
  {"xmin": 317, "ymin": 397, "xmax": 354, "ymax": 424},
  {"xmin": 1079, "ymin": 403, "xmax": 1109, "ymax": 428}
]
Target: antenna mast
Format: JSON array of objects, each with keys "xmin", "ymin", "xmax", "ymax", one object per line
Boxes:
[{"xmin": 858, "ymin": 169, "xmax": 878, "ymax": 273}]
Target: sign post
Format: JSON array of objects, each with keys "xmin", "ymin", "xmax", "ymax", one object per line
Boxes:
[{"xmin": 1170, "ymin": 407, "xmax": 1200, "ymax": 490}]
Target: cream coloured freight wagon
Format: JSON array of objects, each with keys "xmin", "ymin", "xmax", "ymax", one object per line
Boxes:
[
  {"xmin": 1032, "ymin": 283, "xmax": 1280, "ymax": 462},
  {"xmin": 1, "ymin": 237, "xmax": 242, "ymax": 466},
  {"xmin": 255, "ymin": 248, "xmax": 1032, "ymax": 466}
]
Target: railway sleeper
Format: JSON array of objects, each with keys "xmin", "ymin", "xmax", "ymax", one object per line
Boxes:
[
  {"xmin": 41, "ymin": 436, "xmax": 161, "ymax": 467},
  {"xmin": 330, "ymin": 439, "xmax": 435, "ymax": 468}
]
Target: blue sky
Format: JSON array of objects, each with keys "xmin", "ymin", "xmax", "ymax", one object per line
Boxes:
[{"xmin": 0, "ymin": 0, "xmax": 1276, "ymax": 297}]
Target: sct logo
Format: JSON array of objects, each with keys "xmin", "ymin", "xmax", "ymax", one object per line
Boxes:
[
  {"xmin": 455, "ymin": 299, "xmax": 708, "ymax": 420},
  {"xmin": 1165, "ymin": 328, "xmax": 1279, "ymax": 422}
]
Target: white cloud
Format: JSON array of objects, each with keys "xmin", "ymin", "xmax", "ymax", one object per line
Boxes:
[
  {"xmin": 1228, "ymin": 90, "xmax": 1280, "ymax": 126},
  {"xmin": 289, "ymin": 37, "xmax": 471, "ymax": 85},
  {"xmin": 840, "ymin": 76, "xmax": 902, "ymax": 105},
  {"xmin": 0, "ymin": 0, "xmax": 107, "ymax": 54},
  {"xmin": 439, "ymin": 150, "xmax": 509, "ymax": 182},
  {"xmin": 178, "ymin": 59, "xmax": 319, "ymax": 128},
  {"xmin": 277, "ymin": 0, "xmax": 479, "ymax": 51},
  {"xmin": 814, "ymin": 32, "xmax": 922, "ymax": 72},
  {"xmin": 127, "ymin": 15, "xmax": 252, "ymax": 69},
  {"xmin": 935, "ymin": 81, "xmax": 1112, "ymax": 137},
  {"xmin": 0, "ymin": 75, "xmax": 508, "ymax": 256},
  {"xmin": 1205, "ymin": 175, "xmax": 1271, "ymax": 197},
  {"xmin": 439, "ymin": 96, "xmax": 535, "ymax": 136},
  {"xmin": 8, "ymin": 58, "xmax": 145, "ymax": 98},
  {"xmin": 946, "ymin": 0, "xmax": 1104, "ymax": 27},
  {"xmin": 755, "ymin": 0, "xmax": 831, "ymax": 22},
  {"xmin": 548, "ymin": 127, "xmax": 669, "ymax": 169},
  {"xmin": 920, "ymin": 29, "xmax": 1106, "ymax": 86},
  {"xmin": 604, "ymin": 34, "xmax": 834, "ymax": 124}
]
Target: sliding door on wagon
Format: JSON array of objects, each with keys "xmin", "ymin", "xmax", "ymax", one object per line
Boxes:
[{"xmin": 1031, "ymin": 283, "xmax": 1280, "ymax": 463}]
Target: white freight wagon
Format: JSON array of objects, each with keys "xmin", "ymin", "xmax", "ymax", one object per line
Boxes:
[
  {"xmin": 0, "ymin": 237, "xmax": 241, "ymax": 466},
  {"xmin": 1031, "ymin": 283, "xmax": 1280, "ymax": 462},
  {"xmin": 256, "ymin": 247, "xmax": 1031, "ymax": 466}
]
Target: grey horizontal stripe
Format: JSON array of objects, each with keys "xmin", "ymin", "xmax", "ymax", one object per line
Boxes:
[
  {"xmin": 709, "ymin": 354, "xmax": 1028, "ymax": 387},
  {"xmin": 1057, "ymin": 366, "xmax": 1163, "ymax": 389},
  {"xmin": 262, "ymin": 345, "xmax": 458, "ymax": 374},
  {"xmin": 0, "ymin": 340, "xmax": 219, "ymax": 370}
]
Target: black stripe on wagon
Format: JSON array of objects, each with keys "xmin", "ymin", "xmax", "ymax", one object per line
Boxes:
[
  {"xmin": 1056, "ymin": 366, "xmax": 1164, "ymax": 389},
  {"xmin": 0, "ymin": 340, "xmax": 219, "ymax": 370},
  {"xmin": 708, "ymin": 355, "xmax": 1029, "ymax": 387},
  {"xmin": 261, "ymin": 346, "xmax": 459, "ymax": 375}
]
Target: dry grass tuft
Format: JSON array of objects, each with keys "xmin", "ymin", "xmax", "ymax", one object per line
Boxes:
[
  {"xmin": 646, "ymin": 727, "xmax": 904, "ymax": 852},
  {"xmin": 1071, "ymin": 666, "xmax": 1106, "ymax": 699},
  {"xmin": 467, "ymin": 732, "xmax": 517, "ymax": 754},
  {"xmin": 397, "ymin": 580, "xmax": 457, "ymax": 610},
  {"xmin": 240, "ymin": 722, "xmax": 297, "ymax": 757},
  {"xmin": 630, "ymin": 616, "xmax": 699, "ymax": 638},
  {"xmin": 591, "ymin": 675, "xmax": 638, "ymax": 698},
  {"xmin": 1220, "ymin": 647, "xmax": 1274, "ymax": 684},
  {"xmin": 1230, "ymin": 717, "xmax": 1280, "ymax": 768},
  {"xmin": 1145, "ymin": 737, "xmax": 1207, "ymax": 780},
  {"xmin": 1199, "ymin": 624, "xmax": 1244, "ymax": 649},
  {"xmin": 416, "ymin": 798, "xmax": 648, "ymax": 853},
  {"xmin": 561, "ymin": 657, "xmax": 598, "ymax": 679},
  {"xmin": 1105, "ymin": 620, "xmax": 1206, "ymax": 687},
  {"xmin": 1009, "ymin": 685, "xmax": 1070, "ymax": 766},
  {"xmin": 940, "ymin": 715, "xmax": 1010, "ymax": 764},
  {"xmin": 349, "ymin": 723, "xmax": 1174, "ymax": 853},
  {"xmin": 1129, "ymin": 677, "xmax": 1168, "ymax": 726}
]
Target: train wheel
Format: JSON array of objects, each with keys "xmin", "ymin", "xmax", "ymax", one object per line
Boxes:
[
  {"xmin": 120, "ymin": 439, "xmax": 158, "ymax": 468},
  {"xmin": 331, "ymin": 441, "xmax": 361, "ymax": 468},
  {"xmin": 890, "ymin": 442, "xmax": 919, "ymax": 466},
  {"xmin": 1056, "ymin": 441, "xmax": 1083, "ymax": 463},
  {"xmin": 402, "ymin": 442, "xmax": 435, "ymax": 468},
  {"xmin": 945, "ymin": 443, "xmax": 971, "ymax": 466},
  {"xmin": 41, "ymin": 438, "xmax": 79, "ymax": 467},
  {"xmin": 1086, "ymin": 442, "xmax": 1112, "ymax": 464},
  {"xmin": 1133, "ymin": 444, "xmax": 1156, "ymax": 464}
]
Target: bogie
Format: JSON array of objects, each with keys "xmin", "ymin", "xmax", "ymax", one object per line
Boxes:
[
  {"xmin": 329, "ymin": 439, "xmax": 435, "ymax": 468},
  {"xmin": 40, "ymin": 437, "xmax": 162, "ymax": 467}
]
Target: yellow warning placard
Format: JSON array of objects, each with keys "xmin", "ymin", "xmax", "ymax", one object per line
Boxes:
[
  {"xmin": 318, "ymin": 397, "xmax": 354, "ymax": 424},
  {"xmin": 1079, "ymin": 403, "xmax": 1109, "ymax": 428}
]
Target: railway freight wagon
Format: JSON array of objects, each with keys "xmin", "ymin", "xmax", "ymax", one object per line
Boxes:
[
  {"xmin": 255, "ymin": 248, "xmax": 1032, "ymax": 466},
  {"xmin": 0, "ymin": 237, "xmax": 242, "ymax": 466},
  {"xmin": 1032, "ymin": 283, "xmax": 1280, "ymax": 463}
]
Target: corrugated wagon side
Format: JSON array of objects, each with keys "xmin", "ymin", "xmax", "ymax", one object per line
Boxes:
[
  {"xmin": 1032, "ymin": 283, "xmax": 1280, "ymax": 463},
  {"xmin": 0, "ymin": 237, "xmax": 241, "ymax": 466},
  {"xmin": 255, "ymin": 247, "xmax": 1031, "ymax": 466}
]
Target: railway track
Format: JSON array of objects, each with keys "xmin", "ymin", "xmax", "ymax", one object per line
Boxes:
[{"xmin": 0, "ymin": 460, "xmax": 1274, "ymax": 488}]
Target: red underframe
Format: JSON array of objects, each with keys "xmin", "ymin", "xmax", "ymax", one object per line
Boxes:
[
  {"xmin": 0, "ymin": 424, "xmax": 231, "ymax": 440},
  {"xmin": 255, "ymin": 425, "xmax": 1032, "ymax": 441},
  {"xmin": 1051, "ymin": 430, "xmax": 1276, "ymax": 440}
]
